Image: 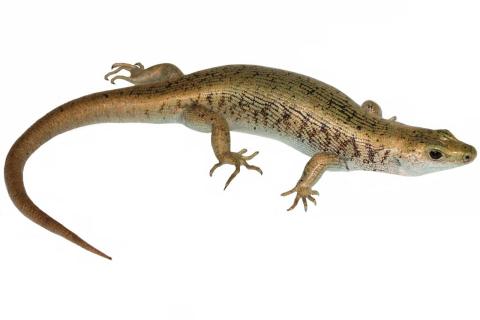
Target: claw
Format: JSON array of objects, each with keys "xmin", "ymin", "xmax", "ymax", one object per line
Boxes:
[
  {"xmin": 111, "ymin": 62, "xmax": 142, "ymax": 70},
  {"xmin": 280, "ymin": 188, "xmax": 295, "ymax": 197},
  {"xmin": 210, "ymin": 149, "xmax": 262, "ymax": 189},
  {"xmin": 244, "ymin": 163, "xmax": 263, "ymax": 175},
  {"xmin": 224, "ymin": 165, "xmax": 240, "ymax": 190},
  {"xmin": 302, "ymin": 197, "xmax": 308, "ymax": 211},
  {"xmin": 104, "ymin": 62, "xmax": 144, "ymax": 84},
  {"xmin": 209, "ymin": 163, "xmax": 222, "ymax": 176},
  {"xmin": 243, "ymin": 151, "xmax": 259, "ymax": 160},
  {"xmin": 282, "ymin": 185, "xmax": 319, "ymax": 211},
  {"xmin": 287, "ymin": 195, "xmax": 300, "ymax": 211}
]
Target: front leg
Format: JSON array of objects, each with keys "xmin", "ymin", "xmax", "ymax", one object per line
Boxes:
[
  {"xmin": 282, "ymin": 153, "xmax": 340, "ymax": 211},
  {"xmin": 361, "ymin": 100, "xmax": 397, "ymax": 121},
  {"xmin": 183, "ymin": 104, "xmax": 262, "ymax": 190}
]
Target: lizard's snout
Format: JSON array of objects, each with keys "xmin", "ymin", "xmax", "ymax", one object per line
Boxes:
[{"xmin": 463, "ymin": 146, "xmax": 476, "ymax": 163}]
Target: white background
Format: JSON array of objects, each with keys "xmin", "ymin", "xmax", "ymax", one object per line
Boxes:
[{"xmin": 1, "ymin": 1, "xmax": 479, "ymax": 319}]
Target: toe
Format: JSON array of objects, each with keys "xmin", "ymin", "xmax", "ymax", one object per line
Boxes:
[
  {"xmin": 209, "ymin": 162, "xmax": 222, "ymax": 176},
  {"xmin": 302, "ymin": 197, "xmax": 308, "ymax": 211},
  {"xmin": 245, "ymin": 164, "xmax": 262, "ymax": 175},
  {"xmin": 244, "ymin": 151, "xmax": 259, "ymax": 160},
  {"xmin": 287, "ymin": 195, "xmax": 300, "ymax": 211},
  {"xmin": 281, "ymin": 188, "xmax": 295, "ymax": 196},
  {"xmin": 224, "ymin": 165, "xmax": 240, "ymax": 190}
]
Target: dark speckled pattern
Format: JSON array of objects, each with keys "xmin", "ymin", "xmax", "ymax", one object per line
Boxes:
[{"xmin": 4, "ymin": 64, "xmax": 476, "ymax": 259}]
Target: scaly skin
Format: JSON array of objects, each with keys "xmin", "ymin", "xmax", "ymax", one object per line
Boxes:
[{"xmin": 4, "ymin": 63, "xmax": 476, "ymax": 259}]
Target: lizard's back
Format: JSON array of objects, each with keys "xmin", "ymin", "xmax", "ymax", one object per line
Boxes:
[{"xmin": 134, "ymin": 64, "xmax": 375, "ymax": 156}]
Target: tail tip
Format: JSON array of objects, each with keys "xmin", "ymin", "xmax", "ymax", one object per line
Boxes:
[{"xmin": 97, "ymin": 250, "xmax": 112, "ymax": 260}]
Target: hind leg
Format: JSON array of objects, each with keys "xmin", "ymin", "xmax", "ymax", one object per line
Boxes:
[{"xmin": 104, "ymin": 62, "xmax": 183, "ymax": 85}]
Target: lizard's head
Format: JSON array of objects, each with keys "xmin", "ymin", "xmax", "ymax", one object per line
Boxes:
[{"xmin": 393, "ymin": 127, "xmax": 476, "ymax": 176}]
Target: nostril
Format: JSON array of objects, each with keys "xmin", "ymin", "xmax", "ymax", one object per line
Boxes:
[{"xmin": 464, "ymin": 146, "xmax": 477, "ymax": 163}]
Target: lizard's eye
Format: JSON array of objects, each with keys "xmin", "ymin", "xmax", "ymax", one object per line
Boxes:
[{"xmin": 429, "ymin": 149, "xmax": 443, "ymax": 160}]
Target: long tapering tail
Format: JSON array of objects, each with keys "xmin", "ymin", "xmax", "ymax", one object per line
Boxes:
[
  {"xmin": 5, "ymin": 148, "xmax": 112, "ymax": 260},
  {"xmin": 5, "ymin": 80, "xmax": 184, "ymax": 259},
  {"xmin": 4, "ymin": 93, "xmax": 117, "ymax": 260}
]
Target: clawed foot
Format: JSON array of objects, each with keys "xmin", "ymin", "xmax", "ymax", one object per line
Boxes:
[
  {"xmin": 281, "ymin": 185, "xmax": 319, "ymax": 211},
  {"xmin": 104, "ymin": 62, "xmax": 145, "ymax": 84},
  {"xmin": 210, "ymin": 149, "xmax": 262, "ymax": 190}
]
